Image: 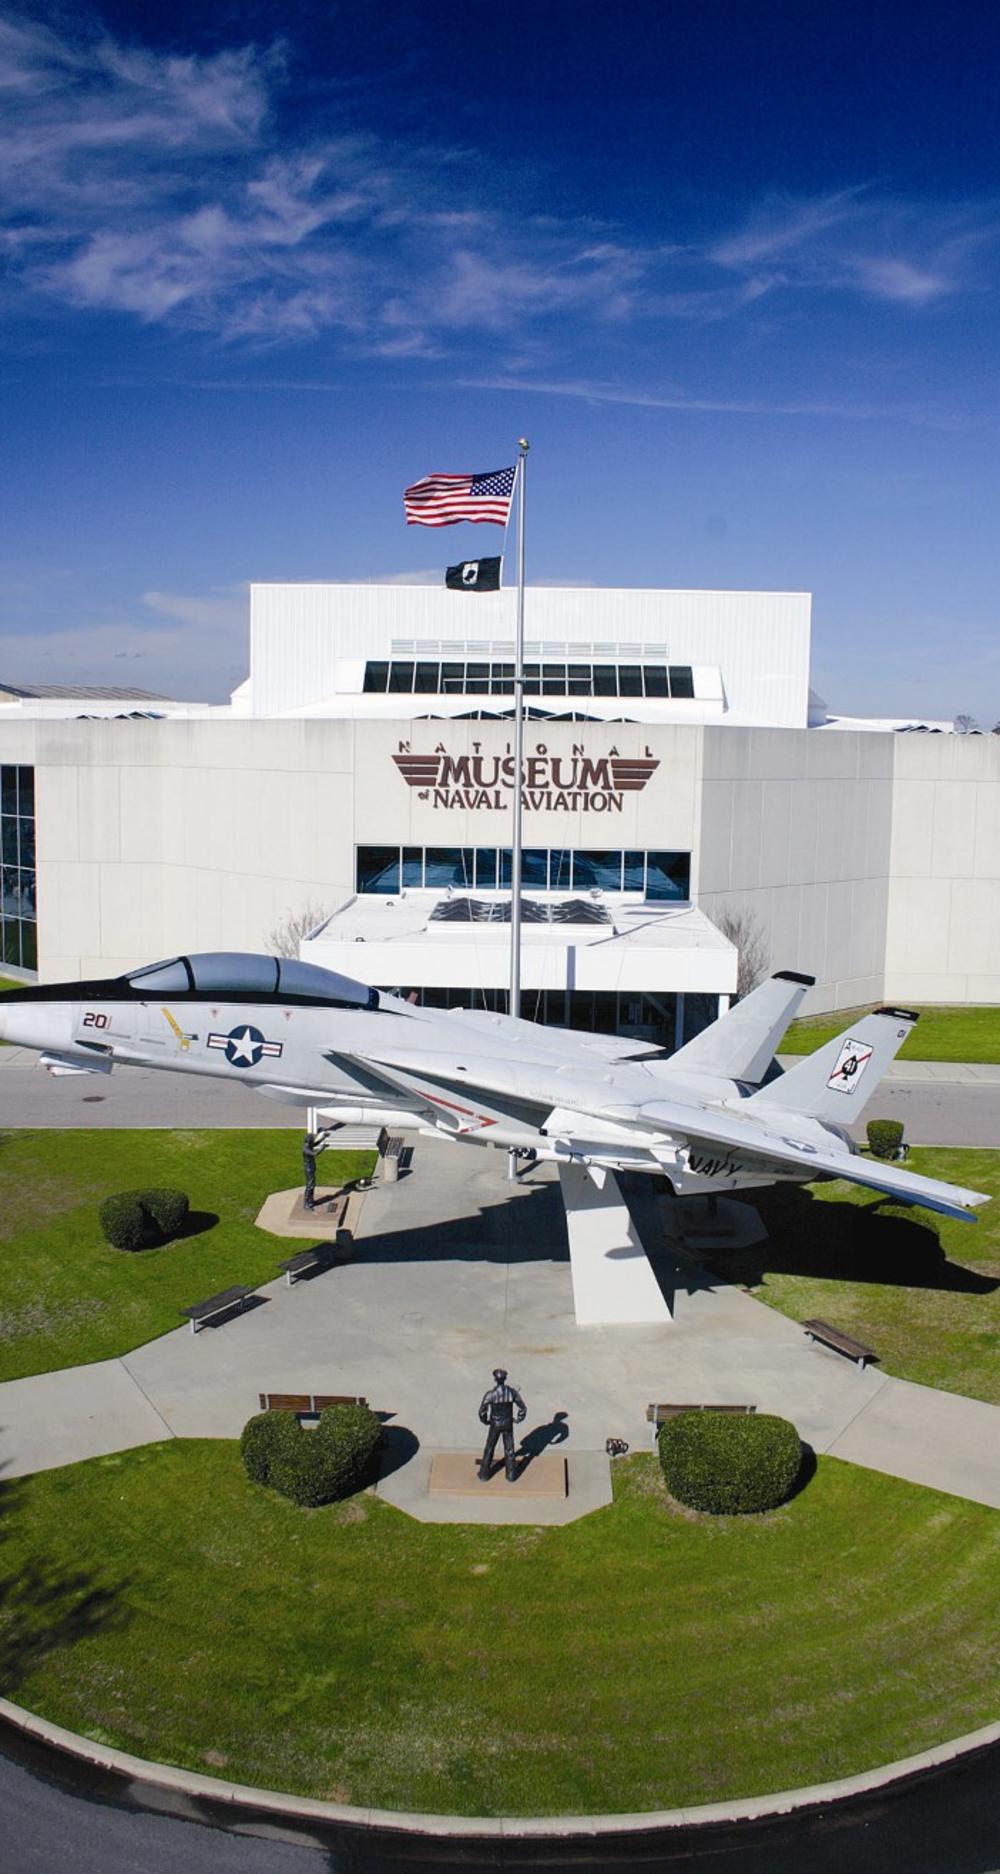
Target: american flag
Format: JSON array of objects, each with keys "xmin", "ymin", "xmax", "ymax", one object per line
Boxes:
[{"xmin": 403, "ymin": 465, "xmax": 516, "ymax": 527}]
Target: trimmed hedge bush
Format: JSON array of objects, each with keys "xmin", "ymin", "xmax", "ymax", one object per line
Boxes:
[
  {"xmin": 98, "ymin": 1192, "xmax": 153, "ymax": 1251},
  {"xmin": 97, "ymin": 1187, "xmax": 190, "ymax": 1250},
  {"xmin": 658, "ymin": 1411, "xmax": 803, "ymax": 1515},
  {"xmin": 867, "ymin": 1119, "xmax": 905, "ymax": 1161},
  {"xmin": 240, "ymin": 1404, "xmax": 382, "ymax": 1507},
  {"xmin": 141, "ymin": 1187, "xmax": 190, "ymax": 1237}
]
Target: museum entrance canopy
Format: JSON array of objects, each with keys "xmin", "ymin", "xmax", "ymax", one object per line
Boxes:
[{"xmin": 301, "ymin": 893, "xmax": 737, "ymax": 1006}]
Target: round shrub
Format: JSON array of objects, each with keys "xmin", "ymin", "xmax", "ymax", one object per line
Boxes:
[
  {"xmin": 141, "ymin": 1187, "xmax": 189, "ymax": 1238},
  {"xmin": 658, "ymin": 1411, "xmax": 802, "ymax": 1515},
  {"xmin": 867, "ymin": 1119, "xmax": 905, "ymax": 1161},
  {"xmin": 240, "ymin": 1404, "xmax": 382, "ymax": 1507},
  {"xmin": 98, "ymin": 1191, "xmax": 155, "ymax": 1251}
]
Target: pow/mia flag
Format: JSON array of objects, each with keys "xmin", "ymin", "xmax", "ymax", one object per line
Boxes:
[{"xmin": 445, "ymin": 556, "xmax": 502, "ymax": 592}]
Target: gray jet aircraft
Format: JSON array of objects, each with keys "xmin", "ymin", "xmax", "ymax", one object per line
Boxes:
[{"xmin": 0, "ymin": 953, "xmax": 987, "ymax": 1221}]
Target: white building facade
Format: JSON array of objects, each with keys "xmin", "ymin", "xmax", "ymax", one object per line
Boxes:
[{"xmin": 2, "ymin": 582, "xmax": 998, "ymax": 1034}]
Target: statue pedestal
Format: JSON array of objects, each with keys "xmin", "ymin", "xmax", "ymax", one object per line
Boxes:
[
  {"xmin": 429, "ymin": 1453, "xmax": 567, "ymax": 1498},
  {"xmin": 558, "ymin": 1160, "xmax": 672, "ymax": 1326},
  {"xmin": 254, "ymin": 1186, "xmax": 358, "ymax": 1242}
]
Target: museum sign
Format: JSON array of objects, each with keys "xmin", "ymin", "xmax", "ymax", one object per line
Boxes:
[{"xmin": 393, "ymin": 741, "xmax": 659, "ymax": 813}]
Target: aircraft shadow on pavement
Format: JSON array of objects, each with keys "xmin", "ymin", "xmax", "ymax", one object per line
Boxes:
[
  {"xmin": 698, "ymin": 1184, "xmax": 998, "ymax": 1295},
  {"xmin": 354, "ymin": 1183, "xmax": 570, "ymax": 1264}
]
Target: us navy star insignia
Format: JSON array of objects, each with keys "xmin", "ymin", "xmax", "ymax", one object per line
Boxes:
[{"xmin": 207, "ymin": 1025, "xmax": 284, "ymax": 1069}]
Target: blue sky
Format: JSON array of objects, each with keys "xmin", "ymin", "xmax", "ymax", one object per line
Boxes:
[{"xmin": 2, "ymin": 1, "xmax": 999, "ymax": 715}]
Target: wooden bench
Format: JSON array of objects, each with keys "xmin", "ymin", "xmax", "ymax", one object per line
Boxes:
[
  {"xmin": 257, "ymin": 1392, "xmax": 369, "ymax": 1416},
  {"xmin": 181, "ymin": 1285, "xmax": 254, "ymax": 1334},
  {"xmin": 279, "ymin": 1245, "xmax": 345, "ymax": 1286},
  {"xmin": 380, "ymin": 1135, "xmax": 407, "ymax": 1183},
  {"xmin": 803, "ymin": 1319, "xmax": 877, "ymax": 1369},
  {"xmin": 646, "ymin": 1402, "xmax": 756, "ymax": 1446}
]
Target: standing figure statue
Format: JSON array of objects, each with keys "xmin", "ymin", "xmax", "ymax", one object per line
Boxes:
[
  {"xmin": 478, "ymin": 1367, "xmax": 527, "ymax": 1483},
  {"xmin": 301, "ymin": 1127, "xmax": 334, "ymax": 1212}
]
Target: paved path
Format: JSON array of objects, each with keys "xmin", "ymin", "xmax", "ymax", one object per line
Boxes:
[{"xmin": 1, "ymin": 1140, "xmax": 998, "ymax": 1515}]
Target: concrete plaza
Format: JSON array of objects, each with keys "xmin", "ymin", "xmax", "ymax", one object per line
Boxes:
[{"xmin": 0, "ymin": 1136, "xmax": 999, "ymax": 1517}]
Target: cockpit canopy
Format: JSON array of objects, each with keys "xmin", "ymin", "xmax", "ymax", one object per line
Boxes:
[{"xmin": 125, "ymin": 952, "xmax": 377, "ymax": 1008}]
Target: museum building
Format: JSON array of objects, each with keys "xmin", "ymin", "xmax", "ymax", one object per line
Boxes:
[{"xmin": 2, "ymin": 581, "xmax": 999, "ymax": 1045}]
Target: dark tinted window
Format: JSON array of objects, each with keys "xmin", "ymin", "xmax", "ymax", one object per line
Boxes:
[
  {"xmin": 646, "ymin": 851, "xmax": 690, "ymax": 899},
  {"xmin": 414, "ymin": 662, "xmax": 440, "ymax": 693},
  {"xmin": 363, "ymin": 662, "xmax": 389, "ymax": 692},
  {"xmin": 669, "ymin": 665, "xmax": 695, "ymax": 698},
  {"xmin": 618, "ymin": 665, "xmax": 643, "ymax": 697},
  {"xmin": 592, "ymin": 666, "xmax": 617, "ymax": 695},
  {"xmin": 357, "ymin": 846, "xmax": 401, "ymax": 893},
  {"xmin": 643, "ymin": 667, "xmax": 669, "ymax": 697},
  {"xmin": 387, "ymin": 662, "xmax": 414, "ymax": 692}
]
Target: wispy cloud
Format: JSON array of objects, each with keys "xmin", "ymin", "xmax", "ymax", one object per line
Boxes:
[
  {"xmin": 712, "ymin": 189, "xmax": 993, "ymax": 306},
  {"xmin": 463, "ymin": 374, "xmax": 969, "ymax": 428},
  {"xmin": 0, "ymin": 12, "xmax": 995, "ymax": 361}
]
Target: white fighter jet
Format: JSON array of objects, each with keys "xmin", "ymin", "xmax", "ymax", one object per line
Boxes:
[{"xmin": 0, "ymin": 952, "xmax": 987, "ymax": 1222}]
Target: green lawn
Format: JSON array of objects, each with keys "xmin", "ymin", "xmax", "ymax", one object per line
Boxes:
[
  {"xmin": 0, "ymin": 975, "xmax": 20, "ymax": 994},
  {"xmin": 704, "ymin": 1148, "xmax": 1000, "ymax": 1403},
  {"xmin": 783, "ymin": 1004, "xmax": 1000, "ymax": 1062},
  {"xmin": 0, "ymin": 1131, "xmax": 374, "ymax": 1381},
  {"xmin": 2, "ymin": 1443, "xmax": 998, "ymax": 1815}
]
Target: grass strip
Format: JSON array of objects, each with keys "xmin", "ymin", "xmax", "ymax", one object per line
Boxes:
[
  {"xmin": 698, "ymin": 1148, "xmax": 1000, "ymax": 1403},
  {"xmin": 783, "ymin": 1004, "xmax": 1000, "ymax": 1063},
  {"xmin": 0, "ymin": 1129, "xmax": 374, "ymax": 1381},
  {"xmin": 2, "ymin": 1443, "xmax": 999, "ymax": 1816}
]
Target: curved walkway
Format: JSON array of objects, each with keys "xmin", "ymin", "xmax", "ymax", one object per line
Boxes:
[{"xmin": 1, "ymin": 1140, "xmax": 999, "ymax": 1511}]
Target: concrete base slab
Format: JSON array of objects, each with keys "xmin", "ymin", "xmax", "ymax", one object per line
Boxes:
[
  {"xmin": 0, "ymin": 1359, "xmax": 174, "ymax": 1477},
  {"xmin": 378, "ymin": 1446, "xmax": 612, "ymax": 1525},
  {"xmin": 255, "ymin": 1185, "xmax": 362, "ymax": 1242},
  {"xmin": 429, "ymin": 1451, "xmax": 567, "ymax": 1497}
]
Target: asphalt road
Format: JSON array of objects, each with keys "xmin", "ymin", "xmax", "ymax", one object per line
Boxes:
[
  {"xmin": 2, "ymin": 1056, "xmax": 1000, "ymax": 1144},
  {"xmin": 4, "ymin": 1721, "xmax": 1000, "ymax": 1874}
]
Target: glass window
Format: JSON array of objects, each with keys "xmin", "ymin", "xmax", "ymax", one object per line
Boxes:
[
  {"xmin": 16, "ymin": 872, "xmax": 35, "ymax": 919},
  {"xmin": 542, "ymin": 663, "xmax": 567, "ymax": 695},
  {"xmin": 622, "ymin": 850, "xmax": 645, "ymax": 892},
  {"xmin": 357, "ymin": 846, "xmax": 401, "ymax": 893},
  {"xmin": 414, "ymin": 662, "xmax": 440, "ymax": 693},
  {"xmin": 18, "ymin": 818, "xmax": 34, "ymax": 867},
  {"xmin": 572, "ymin": 850, "xmax": 623, "ymax": 891},
  {"xmin": 363, "ymin": 662, "xmax": 389, "ymax": 693},
  {"xmin": 618, "ymin": 665, "xmax": 643, "ymax": 697},
  {"xmin": 19, "ymin": 921, "xmax": 36, "ymax": 970},
  {"xmin": 1, "ymin": 818, "xmax": 18, "ymax": 866},
  {"xmin": 189, "ymin": 953, "xmax": 281, "ymax": 994},
  {"xmin": 465, "ymin": 661, "xmax": 489, "ymax": 694},
  {"xmin": 474, "ymin": 848, "xmax": 498, "ymax": 889},
  {"xmin": 277, "ymin": 959, "xmax": 372, "ymax": 1006},
  {"xmin": 592, "ymin": 666, "xmax": 617, "ymax": 696},
  {"xmin": 128, "ymin": 958, "xmax": 192, "ymax": 992},
  {"xmin": 490, "ymin": 664, "xmax": 514, "ymax": 692},
  {"xmin": 567, "ymin": 664, "xmax": 591, "ymax": 695},
  {"xmin": 522, "ymin": 848, "xmax": 548, "ymax": 886},
  {"xmin": 548, "ymin": 849, "xmax": 572, "ymax": 891},
  {"xmin": 646, "ymin": 851, "xmax": 691, "ymax": 899},
  {"xmin": 498, "ymin": 848, "xmax": 512, "ymax": 887},
  {"xmin": 401, "ymin": 847, "xmax": 423, "ymax": 887},
  {"xmin": 522, "ymin": 663, "xmax": 540, "ymax": 696},
  {"xmin": 387, "ymin": 661, "xmax": 414, "ymax": 693},
  {"xmin": 441, "ymin": 662, "xmax": 464, "ymax": 692},
  {"xmin": 669, "ymin": 666, "xmax": 695, "ymax": 698},
  {"xmin": 2, "ymin": 922, "xmax": 20, "ymax": 966},
  {"xmin": 642, "ymin": 667, "xmax": 669, "ymax": 697},
  {"xmin": 424, "ymin": 847, "xmax": 474, "ymax": 888},
  {"xmin": 17, "ymin": 766, "xmax": 34, "ymax": 814},
  {"xmin": 1, "ymin": 768, "xmax": 16, "ymax": 815}
]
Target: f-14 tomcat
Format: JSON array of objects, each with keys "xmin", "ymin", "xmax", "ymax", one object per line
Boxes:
[{"xmin": 0, "ymin": 951, "xmax": 987, "ymax": 1224}]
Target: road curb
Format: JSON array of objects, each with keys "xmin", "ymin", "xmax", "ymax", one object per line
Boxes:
[{"xmin": 4, "ymin": 1695, "xmax": 1000, "ymax": 1837}]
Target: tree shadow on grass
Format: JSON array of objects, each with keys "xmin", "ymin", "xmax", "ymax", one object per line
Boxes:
[
  {"xmin": 0, "ymin": 1470, "xmax": 131, "ymax": 1697},
  {"xmin": 700, "ymin": 1183, "xmax": 998, "ymax": 1296}
]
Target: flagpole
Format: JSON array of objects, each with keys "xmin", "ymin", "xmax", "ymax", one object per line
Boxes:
[
  {"xmin": 507, "ymin": 438, "xmax": 529, "ymax": 1183},
  {"xmin": 510, "ymin": 438, "xmax": 529, "ymax": 1021}
]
